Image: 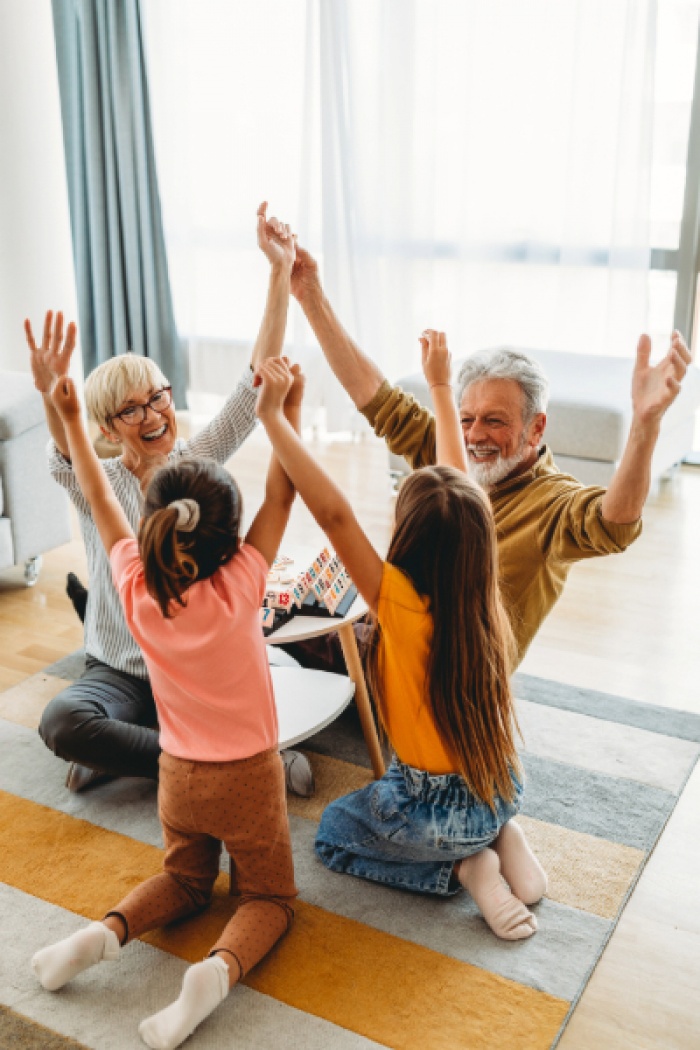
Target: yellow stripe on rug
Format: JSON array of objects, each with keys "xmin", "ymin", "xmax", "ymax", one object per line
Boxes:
[
  {"xmin": 288, "ymin": 752, "xmax": 644, "ymax": 920},
  {"xmin": 0, "ymin": 790, "xmax": 569, "ymax": 1050}
]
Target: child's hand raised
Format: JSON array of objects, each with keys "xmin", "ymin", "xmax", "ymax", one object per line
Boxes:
[
  {"xmin": 257, "ymin": 201, "xmax": 296, "ymax": 273},
  {"xmin": 420, "ymin": 329, "xmax": 452, "ymax": 391},
  {"xmin": 254, "ymin": 358, "xmax": 294, "ymax": 420},
  {"xmin": 285, "ymin": 362, "xmax": 306, "ymax": 409},
  {"xmin": 49, "ymin": 376, "xmax": 82, "ymax": 423}
]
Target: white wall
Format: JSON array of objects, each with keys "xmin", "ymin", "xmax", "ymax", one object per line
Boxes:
[{"xmin": 0, "ymin": 0, "xmax": 79, "ymax": 375}]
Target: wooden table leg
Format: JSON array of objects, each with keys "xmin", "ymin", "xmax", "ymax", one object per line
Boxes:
[{"xmin": 337, "ymin": 622, "xmax": 385, "ymax": 779}]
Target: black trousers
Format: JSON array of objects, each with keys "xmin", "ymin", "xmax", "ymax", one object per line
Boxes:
[{"xmin": 39, "ymin": 656, "xmax": 160, "ymax": 779}]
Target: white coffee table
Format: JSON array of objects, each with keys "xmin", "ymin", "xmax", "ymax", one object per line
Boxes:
[
  {"xmin": 271, "ymin": 666, "xmax": 355, "ymax": 748},
  {"xmin": 266, "ymin": 590, "xmax": 385, "ymax": 778}
]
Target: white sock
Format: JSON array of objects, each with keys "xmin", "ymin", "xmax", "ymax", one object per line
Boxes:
[
  {"xmin": 493, "ymin": 820, "xmax": 548, "ymax": 905},
  {"xmin": 458, "ymin": 848, "xmax": 538, "ymax": 941},
  {"xmin": 31, "ymin": 921, "xmax": 121, "ymax": 991},
  {"xmin": 138, "ymin": 955, "xmax": 229, "ymax": 1050}
]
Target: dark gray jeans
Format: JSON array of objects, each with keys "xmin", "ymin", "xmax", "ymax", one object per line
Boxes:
[{"xmin": 39, "ymin": 656, "xmax": 160, "ymax": 779}]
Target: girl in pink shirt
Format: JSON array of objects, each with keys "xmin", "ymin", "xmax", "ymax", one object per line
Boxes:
[{"xmin": 31, "ymin": 228, "xmax": 301, "ymax": 1050}]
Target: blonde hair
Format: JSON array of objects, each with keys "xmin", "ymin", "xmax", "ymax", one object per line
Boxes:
[{"xmin": 84, "ymin": 354, "xmax": 169, "ymax": 431}]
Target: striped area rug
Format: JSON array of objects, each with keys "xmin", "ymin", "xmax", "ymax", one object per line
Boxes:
[{"xmin": 0, "ymin": 651, "xmax": 698, "ymax": 1050}]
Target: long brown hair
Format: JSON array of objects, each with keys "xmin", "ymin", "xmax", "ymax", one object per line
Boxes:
[
  {"xmin": 138, "ymin": 458, "xmax": 242, "ymax": 618},
  {"xmin": 365, "ymin": 466, "xmax": 521, "ymax": 807}
]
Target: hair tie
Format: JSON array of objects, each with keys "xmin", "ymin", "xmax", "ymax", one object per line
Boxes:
[{"xmin": 168, "ymin": 498, "xmax": 200, "ymax": 532}]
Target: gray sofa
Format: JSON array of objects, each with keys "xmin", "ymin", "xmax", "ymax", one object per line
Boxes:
[
  {"xmin": 389, "ymin": 348, "xmax": 700, "ymax": 487},
  {"xmin": 0, "ymin": 371, "xmax": 71, "ymax": 584}
]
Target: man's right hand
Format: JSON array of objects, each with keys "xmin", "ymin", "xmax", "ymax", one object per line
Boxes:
[
  {"xmin": 25, "ymin": 311, "xmax": 76, "ymax": 394},
  {"xmin": 290, "ymin": 244, "xmax": 322, "ymax": 305}
]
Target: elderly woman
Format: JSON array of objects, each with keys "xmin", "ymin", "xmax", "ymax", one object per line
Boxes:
[{"xmin": 25, "ymin": 204, "xmax": 313, "ymax": 797}]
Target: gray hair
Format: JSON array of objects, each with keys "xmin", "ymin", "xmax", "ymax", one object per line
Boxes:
[{"xmin": 455, "ymin": 347, "xmax": 549, "ymax": 423}]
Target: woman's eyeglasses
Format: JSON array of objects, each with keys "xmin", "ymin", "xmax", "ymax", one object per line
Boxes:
[{"xmin": 110, "ymin": 387, "xmax": 173, "ymax": 426}]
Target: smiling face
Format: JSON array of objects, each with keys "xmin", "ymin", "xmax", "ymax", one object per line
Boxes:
[
  {"xmin": 101, "ymin": 385, "xmax": 178, "ymax": 472},
  {"xmin": 459, "ymin": 378, "xmax": 546, "ymax": 490}
]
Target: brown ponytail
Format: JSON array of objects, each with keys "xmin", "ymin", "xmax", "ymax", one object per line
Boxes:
[{"xmin": 138, "ymin": 458, "xmax": 242, "ymax": 618}]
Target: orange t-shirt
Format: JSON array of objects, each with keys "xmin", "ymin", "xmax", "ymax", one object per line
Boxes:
[
  {"xmin": 378, "ymin": 562, "xmax": 459, "ymax": 774},
  {"xmin": 110, "ymin": 538, "xmax": 277, "ymax": 762}
]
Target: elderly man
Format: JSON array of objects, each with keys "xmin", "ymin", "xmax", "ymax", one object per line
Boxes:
[{"xmin": 287, "ymin": 245, "xmax": 691, "ymax": 665}]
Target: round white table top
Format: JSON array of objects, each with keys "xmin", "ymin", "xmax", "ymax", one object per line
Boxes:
[{"xmin": 271, "ymin": 666, "xmax": 355, "ymax": 749}]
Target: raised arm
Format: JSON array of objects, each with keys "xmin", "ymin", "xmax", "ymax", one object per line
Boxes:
[
  {"xmin": 186, "ymin": 203, "xmax": 295, "ymax": 463},
  {"xmin": 50, "ymin": 377, "xmax": 133, "ymax": 554},
  {"xmin": 601, "ymin": 331, "xmax": 692, "ymax": 523},
  {"xmin": 291, "ymin": 244, "xmax": 385, "ymax": 410},
  {"xmin": 250, "ymin": 202, "xmax": 296, "ymax": 371},
  {"xmin": 255, "ymin": 359, "xmax": 384, "ymax": 612},
  {"xmin": 244, "ymin": 361, "xmax": 301, "ymax": 566},
  {"xmin": 420, "ymin": 329, "xmax": 467, "ymax": 472},
  {"xmin": 25, "ymin": 310, "xmax": 76, "ymax": 458}
]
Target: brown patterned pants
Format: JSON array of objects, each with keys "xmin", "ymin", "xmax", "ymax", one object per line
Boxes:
[{"xmin": 108, "ymin": 748, "xmax": 297, "ymax": 980}]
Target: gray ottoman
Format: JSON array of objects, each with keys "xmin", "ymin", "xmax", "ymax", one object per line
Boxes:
[
  {"xmin": 0, "ymin": 371, "xmax": 72, "ymax": 584},
  {"xmin": 389, "ymin": 349, "xmax": 700, "ymax": 487}
]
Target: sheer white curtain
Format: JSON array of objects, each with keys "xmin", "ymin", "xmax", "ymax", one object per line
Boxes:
[{"xmin": 143, "ymin": 0, "xmax": 656, "ymax": 429}]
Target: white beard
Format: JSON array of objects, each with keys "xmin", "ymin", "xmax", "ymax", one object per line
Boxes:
[{"xmin": 467, "ymin": 435, "xmax": 529, "ymax": 491}]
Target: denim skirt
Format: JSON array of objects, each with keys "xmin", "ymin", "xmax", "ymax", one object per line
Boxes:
[{"xmin": 315, "ymin": 757, "xmax": 522, "ymax": 896}]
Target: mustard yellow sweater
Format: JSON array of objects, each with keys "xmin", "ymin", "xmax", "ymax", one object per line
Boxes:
[{"xmin": 362, "ymin": 380, "xmax": 642, "ymax": 666}]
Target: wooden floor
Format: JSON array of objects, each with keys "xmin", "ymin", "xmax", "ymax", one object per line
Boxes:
[{"xmin": 1, "ymin": 426, "xmax": 698, "ymax": 1049}]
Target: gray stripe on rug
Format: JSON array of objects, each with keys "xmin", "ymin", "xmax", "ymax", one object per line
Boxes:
[
  {"xmin": 514, "ymin": 672, "xmax": 700, "ymax": 743},
  {"xmin": 0, "ymin": 884, "xmax": 386, "ymax": 1050},
  {"xmin": 520, "ymin": 753, "xmax": 676, "ymax": 850},
  {"xmin": 300, "ymin": 708, "xmax": 678, "ymax": 851},
  {"xmin": 0, "ymin": 711, "xmax": 673, "ymax": 851},
  {"xmin": 517, "ymin": 698, "xmax": 699, "ymax": 794}
]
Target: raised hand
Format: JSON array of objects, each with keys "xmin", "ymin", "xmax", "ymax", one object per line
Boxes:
[
  {"xmin": 49, "ymin": 375, "xmax": 82, "ymax": 423},
  {"xmin": 254, "ymin": 357, "xmax": 295, "ymax": 420},
  {"xmin": 25, "ymin": 311, "xmax": 77, "ymax": 394},
  {"xmin": 420, "ymin": 329, "xmax": 452, "ymax": 390},
  {"xmin": 285, "ymin": 361, "xmax": 306, "ymax": 409},
  {"xmin": 632, "ymin": 330, "xmax": 691, "ymax": 426},
  {"xmin": 257, "ymin": 201, "xmax": 296, "ymax": 272},
  {"xmin": 290, "ymin": 244, "xmax": 322, "ymax": 304}
]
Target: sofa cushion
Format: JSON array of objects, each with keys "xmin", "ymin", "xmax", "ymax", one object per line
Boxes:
[
  {"xmin": 0, "ymin": 517, "xmax": 13, "ymax": 571},
  {"xmin": 0, "ymin": 371, "xmax": 46, "ymax": 440}
]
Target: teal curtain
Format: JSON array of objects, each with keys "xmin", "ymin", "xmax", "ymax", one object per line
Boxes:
[{"xmin": 51, "ymin": 0, "xmax": 186, "ymax": 407}]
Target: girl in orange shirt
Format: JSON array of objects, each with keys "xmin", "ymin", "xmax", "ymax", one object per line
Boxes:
[{"xmin": 256, "ymin": 332, "xmax": 547, "ymax": 941}]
